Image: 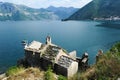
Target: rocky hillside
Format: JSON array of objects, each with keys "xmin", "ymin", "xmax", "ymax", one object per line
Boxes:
[{"xmin": 65, "ymin": 0, "xmax": 120, "ymax": 20}]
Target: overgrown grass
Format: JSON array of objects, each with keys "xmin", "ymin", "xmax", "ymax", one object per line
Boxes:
[
  {"xmin": 95, "ymin": 48, "xmax": 120, "ymax": 79},
  {"xmin": 7, "ymin": 67, "xmax": 45, "ymax": 80},
  {"xmin": 93, "ymin": 48, "xmax": 120, "ymax": 79},
  {"xmin": 6, "ymin": 66, "xmax": 25, "ymax": 76}
]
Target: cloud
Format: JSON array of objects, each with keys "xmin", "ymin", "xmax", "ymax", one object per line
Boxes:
[{"xmin": 0, "ymin": 0, "xmax": 92, "ymax": 8}]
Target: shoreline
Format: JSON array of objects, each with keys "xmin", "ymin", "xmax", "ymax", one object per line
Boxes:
[{"xmin": 0, "ymin": 73, "xmax": 6, "ymax": 79}]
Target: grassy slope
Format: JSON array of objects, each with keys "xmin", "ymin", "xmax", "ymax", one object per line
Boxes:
[
  {"xmin": 79, "ymin": 42, "xmax": 120, "ymax": 80},
  {"xmin": 1, "ymin": 67, "xmax": 45, "ymax": 80}
]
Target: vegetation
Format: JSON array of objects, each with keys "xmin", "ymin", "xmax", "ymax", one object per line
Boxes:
[
  {"xmin": 44, "ymin": 66, "xmax": 56, "ymax": 80},
  {"xmin": 58, "ymin": 75, "xmax": 67, "ymax": 80},
  {"xmin": 6, "ymin": 66, "xmax": 25, "ymax": 76},
  {"xmin": 78, "ymin": 42, "xmax": 120, "ymax": 80},
  {"xmin": 94, "ymin": 54, "xmax": 120, "ymax": 79},
  {"xmin": 7, "ymin": 67, "xmax": 44, "ymax": 80}
]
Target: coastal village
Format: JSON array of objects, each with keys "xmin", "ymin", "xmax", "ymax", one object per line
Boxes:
[
  {"xmin": 18, "ymin": 36, "xmax": 103, "ymax": 78},
  {"xmin": 93, "ymin": 16, "xmax": 120, "ymax": 21}
]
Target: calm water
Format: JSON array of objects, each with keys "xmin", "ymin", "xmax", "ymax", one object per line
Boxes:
[{"xmin": 0, "ymin": 21, "xmax": 120, "ymax": 73}]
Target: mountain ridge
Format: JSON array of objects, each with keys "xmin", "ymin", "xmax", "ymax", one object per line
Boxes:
[
  {"xmin": 46, "ymin": 6, "xmax": 78, "ymax": 19},
  {"xmin": 0, "ymin": 2, "xmax": 78, "ymax": 21},
  {"xmin": 65, "ymin": 0, "xmax": 120, "ymax": 21}
]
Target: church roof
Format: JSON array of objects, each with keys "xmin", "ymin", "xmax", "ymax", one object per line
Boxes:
[
  {"xmin": 25, "ymin": 41, "xmax": 42, "ymax": 50},
  {"xmin": 42, "ymin": 45, "xmax": 61, "ymax": 61}
]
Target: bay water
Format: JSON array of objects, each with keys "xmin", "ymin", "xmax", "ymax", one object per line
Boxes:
[{"xmin": 0, "ymin": 21, "xmax": 120, "ymax": 73}]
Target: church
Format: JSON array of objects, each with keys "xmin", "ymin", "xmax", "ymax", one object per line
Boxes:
[{"xmin": 20, "ymin": 36, "xmax": 78, "ymax": 77}]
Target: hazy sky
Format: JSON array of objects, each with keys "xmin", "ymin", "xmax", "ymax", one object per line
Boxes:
[{"xmin": 0, "ymin": 0, "xmax": 92, "ymax": 8}]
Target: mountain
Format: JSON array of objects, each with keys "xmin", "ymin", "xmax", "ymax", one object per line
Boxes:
[
  {"xmin": 46, "ymin": 6, "xmax": 78, "ymax": 19},
  {"xmin": 0, "ymin": 2, "xmax": 78, "ymax": 21},
  {"xmin": 65, "ymin": 0, "xmax": 120, "ymax": 21},
  {"xmin": 0, "ymin": 2, "xmax": 59, "ymax": 21}
]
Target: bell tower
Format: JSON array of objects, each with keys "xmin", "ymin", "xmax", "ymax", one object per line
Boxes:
[{"xmin": 46, "ymin": 35, "xmax": 51, "ymax": 45}]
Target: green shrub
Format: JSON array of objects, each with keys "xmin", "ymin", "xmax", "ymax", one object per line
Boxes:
[
  {"xmin": 78, "ymin": 42, "xmax": 120, "ymax": 80},
  {"xmin": 45, "ymin": 66, "xmax": 55, "ymax": 80},
  {"xmin": 58, "ymin": 75, "xmax": 67, "ymax": 80},
  {"xmin": 6, "ymin": 66, "xmax": 25, "ymax": 76}
]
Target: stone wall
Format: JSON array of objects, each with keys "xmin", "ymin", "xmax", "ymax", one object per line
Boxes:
[
  {"xmin": 54, "ymin": 64, "xmax": 67, "ymax": 76},
  {"xmin": 24, "ymin": 50, "xmax": 41, "ymax": 67},
  {"xmin": 24, "ymin": 50, "xmax": 78, "ymax": 77},
  {"xmin": 68, "ymin": 61, "xmax": 78, "ymax": 77},
  {"xmin": 40, "ymin": 58, "xmax": 53, "ymax": 70}
]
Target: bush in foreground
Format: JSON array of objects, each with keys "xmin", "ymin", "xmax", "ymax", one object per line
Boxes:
[
  {"xmin": 6, "ymin": 66, "xmax": 25, "ymax": 76},
  {"xmin": 58, "ymin": 75, "xmax": 67, "ymax": 80},
  {"xmin": 44, "ymin": 66, "xmax": 55, "ymax": 80}
]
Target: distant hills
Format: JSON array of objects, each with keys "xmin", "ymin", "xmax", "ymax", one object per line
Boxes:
[
  {"xmin": 0, "ymin": 2, "xmax": 78, "ymax": 21},
  {"xmin": 0, "ymin": 2, "xmax": 58, "ymax": 21},
  {"xmin": 46, "ymin": 6, "xmax": 78, "ymax": 20},
  {"xmin": 65, "ymin": 0, "xmax": 120, "ymax": 21}
]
